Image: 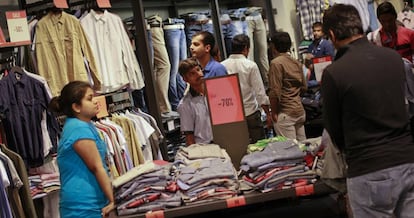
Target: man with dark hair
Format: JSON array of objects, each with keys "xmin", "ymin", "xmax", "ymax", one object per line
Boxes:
[
  {"xmin": 322, "ymin": 4, "xmax": 414, "ymax": 217},
  {"xmin": 307, "ymin": 22, "xmax": 335, "ymax": 59},
  {"xmin": 305, "ymin": 21, "xmax": 335, "ymax": 81},
  {"xmin": 190, "ymin": 31, "xmax": 227, "ymax": 78},
  {"xmin": 177, "ymin": 58, "xmax": 213, "ymax": 146},
  {"xmin": 221, "ymin": 34, "xmax": 271, "ymax": 143},
  {"xmin": 367, "ymin": 1, "xmax": 414, "ymax": 62},
  {"xmin": 268, "ymin": 31, "xmax": 307, "ymax": 141}
]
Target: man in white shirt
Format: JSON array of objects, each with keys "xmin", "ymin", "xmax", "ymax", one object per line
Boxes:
[{"xmin": 221, "ymin": 34, "xmax": 271, "ymax": 143}]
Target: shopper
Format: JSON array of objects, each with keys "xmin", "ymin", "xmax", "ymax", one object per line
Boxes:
[
  {"xmin": 221, "ymin": 34, "xmax": 271, "ymax": 143},
  {"xmin": 367, "ymin": 1, "xmax": 414, "ymax": 62},
  {"xmin": 177, "ymin": 58, "xmax": 213, "ymax": 146},
  {"xmin": 268, "ymin": 31, "xmax": 307, "ymax": 141},
  {"xmin": 322, "ymin": 4, "xmax": 414, "ymax": 217},
  {"xmin": 305, "ymin": 21, "xmax": 335, "ymax": 81},
  {"xmin": 307, "ymin": 22, "xmax": 335, "ymax": 59},
  {"xmin": 48, "ymin": 81, "xmax": 114, "ymax": 218},
  {"xmin": 190, "ymin": 31, "xmax": 227, "ymax": 78}
]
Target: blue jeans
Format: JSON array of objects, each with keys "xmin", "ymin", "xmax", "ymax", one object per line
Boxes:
[
  {"xmin": 232, "ymin": 20, "xmax": 248, "ymax": 36},
  {"xmin": 347, "ymin": 163, "xmax": 414, "ymax": 218},
  {"xmin": 164, "ymin": 23, "xmax": 188, "ymax": 110},
  {"xmin": 185, "ymin": 14, "xmax": 214, "ymax": 49}
]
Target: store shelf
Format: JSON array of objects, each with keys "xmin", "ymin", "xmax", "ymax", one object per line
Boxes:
[
  {"xmin": 113, "ymin": 181, "xmax": 335, "ymax": 218},
  {"xmin": 0, "ymin": 40, "xmax": 31, "ymax": 48}
]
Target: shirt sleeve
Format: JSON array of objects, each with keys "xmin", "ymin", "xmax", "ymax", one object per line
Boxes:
[
  {"xmin": 321, "ymin": 69, "xmax": 345, "ymax": 150},
  {"xmin": 177, "ymin": 99, "xmax": 195, "ymax": 132},
  {"xmin": 250, "ymin": 64, "xmax": 269, "ymax": 106},
  {"xmin": 268, "ymin": 60, "xmax": 283, "ymax": 100}
]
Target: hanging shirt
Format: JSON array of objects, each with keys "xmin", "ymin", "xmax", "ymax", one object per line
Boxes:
[
  {"xmin": 0, "ymin": 70, "xmax": 54, "ymax": 168},
  {"xmin": 35, "ymin": 11, "xmax": 102, "ymax": 96},
  {"xmin": 80, "ymin": 10, "xmax": 145, "ymax": 93},
  {"xmin": 221, "ymin": 54, "xmax": 270, "ymax": 116}
]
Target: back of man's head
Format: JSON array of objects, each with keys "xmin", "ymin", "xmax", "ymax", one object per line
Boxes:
[
  {"xmin": 322, "ymin": 4, "xmax": 364, "ymax": 41},
  {"xmin": 178, "ymin": 58, "xmax": 199, "ymax": 77},
  {"xmin": 270, "ymin": 32, "xmax": 292, "ymax": 53},
  {"xmin": 231, "ymin": 34, "xmax": 250, "ymax": 54}
]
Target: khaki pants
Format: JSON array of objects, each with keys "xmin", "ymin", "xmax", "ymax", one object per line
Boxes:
[{"xmin": 273, "ymin": 112, "xmax": 306, "ymax": 141}]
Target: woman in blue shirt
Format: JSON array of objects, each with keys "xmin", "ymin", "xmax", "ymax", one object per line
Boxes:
[{"xmin": 49, "ymin": 81, "xmax": 114, "ymax": 218}]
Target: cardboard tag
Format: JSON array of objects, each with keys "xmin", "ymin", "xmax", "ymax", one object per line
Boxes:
[
  {"xmin": 226, "ymin": 196, "xmax": 246, "ymax": 208},
  {"xmin": 53, "ymin": 0, "xmax": 69, "ymax": 8},
  {"xmin": 145, "ymin": 210, "xmax": 164, "ymax": 218},
  {"xmin": 94, "ymin": 96, "xmax": 109, "ymax": 118},
  {"xmin": 97, "ymin": 0, "xmax": 112, "ymax": 8}
]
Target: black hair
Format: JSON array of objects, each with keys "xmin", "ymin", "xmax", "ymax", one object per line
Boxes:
[
  {"xmin": 178, "ymin": 57, "xmax": 200, "ymax": 77},
  {"xmin": 322, "ymin": 4, "xmax": 364, "ymax": 41},
  {"xmin": 270, "ymin": 32, "xmax": 292, "ymax": 53},
  {"xmin": 193, "ymin": 31, "xmax": 216, "ymax": 55},
  {"xmin": 48, "ymin": 81, "xmax": 92, "ymax": 117},
  {"xmin": 377, "ymin": 2, "xmax": 397, "ymax": 18},
  {"xmin": 312, "ymin": 21, "xmax": 323, "ymax": 29},
  {"xmin": 231, "ymin": 34, "xmax": 250, "ymax": 54}
]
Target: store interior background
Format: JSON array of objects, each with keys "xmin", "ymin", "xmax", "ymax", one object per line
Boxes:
[
  {"xmin": 0, "ymin": 1, "xmax": 406, "ymax": 217},
  {"xmin": 1, "ymin": 0, "xmax": 405, "ymax": 61}
]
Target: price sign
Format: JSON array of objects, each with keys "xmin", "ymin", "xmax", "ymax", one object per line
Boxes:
[
  {"xmin": 93, "ymin": 95, "xmax": 109, "ymax": 118},
  {"xmin": 145, "ymin": 210, "xmax": 164, "ymax": 218},
  {"xmin": 5, "ymin": 11, "xmax": 30, "ymax": 44},
  {"xmin": 97, "ymin": 0, "xmax": 112, "ymax": 8},
  {"xmin": 205, "ymin": 74, "xmax": 244, "ymax": 125},
  {"xmin": 295, "ymin": 184, "xmax": 315, "ymax": 196},
  {"xmin": 226, "ymin": 196, "xmax": 246, "ymax": 208},
  {"xmin": 312, "ymin": 56, "xmax": 332, "ymax": 82}
]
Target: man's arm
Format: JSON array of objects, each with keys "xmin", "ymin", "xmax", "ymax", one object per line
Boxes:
[{"xmin": 321, "ymin": 70, "xmax": 345, "ymax": 150}]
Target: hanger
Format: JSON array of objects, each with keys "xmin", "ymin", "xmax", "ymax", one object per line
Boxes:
[{"xmin": 403, "ymin": 1, "xmax": 411, "ymax": 12}]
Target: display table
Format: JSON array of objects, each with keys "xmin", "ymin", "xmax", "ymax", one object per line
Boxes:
[{"xmin": 110, "ymin": 181, "xmax": 336, "ymax": 218}]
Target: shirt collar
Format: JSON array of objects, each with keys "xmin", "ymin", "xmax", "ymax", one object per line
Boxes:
[
  {"xmin": 49, "ymin": 11, "xmax": 65, "ymax": 25},
  {"xmin": 203, "ymin": 57, "xmax": 215, "ymax": 73},
  {"xmin": 9, "ymin": 70, "xmax": 28, "ymax": 86},
  {"xmin": 91, "ymin": 9, "xmax": 108, "ymax": 22},
  {"xmin": 334, "ymin": 37, "xmax": 367, "ymax": 61},
  {"xmin": 228, "ymin": 54, "xmax": 246, "ymax": 59}
]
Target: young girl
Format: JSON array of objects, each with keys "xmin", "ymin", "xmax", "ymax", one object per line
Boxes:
[{"xmin": 49, "ymin": 81, "xmax": 114, "ymax": 217}]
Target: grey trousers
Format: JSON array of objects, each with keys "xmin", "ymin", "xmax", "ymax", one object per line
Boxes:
[{"xmin": 347, "ymin": 162, "xmax": 414, "ymax": 218}]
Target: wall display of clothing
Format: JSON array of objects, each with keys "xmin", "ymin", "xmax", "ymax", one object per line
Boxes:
[
  {"xmin": 33, "ymin": 10, "xmax": 102, "ymax": 96},
  {"xmin": 297, "ymin": 0, "xmax": 378, "ymax": 41},
  {"xmin": 180, "ymin": 7, "xmax": 269, "ymax": 86},
  {"xmin": 30, "ymin": 9, "xmax": 145, "ymax": 97},
  {"xmin": 80, "ymin": 9, "xmax": 145, "ymax": 93},
  {"xmin": 0, "ymin": 143, "xmax": 38, "ymax": 218},
  {"xmin": 0, "ymin": 66, "xmax": 59, "ymax": 168}
]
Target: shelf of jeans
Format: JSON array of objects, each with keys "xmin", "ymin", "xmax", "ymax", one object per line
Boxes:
[
  {"xmin": 162, "ymin": 117, "xmax": 180, "ymax": 134},
  {"xmin": 112, "ymin": 181, "xmax": 336, "ymax": 218}
]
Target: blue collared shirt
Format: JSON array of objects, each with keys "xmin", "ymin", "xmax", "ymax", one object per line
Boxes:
[
  {"xmin": 203, "ymin": 57, "xmax": 227, "ymax": 78},
  {"xmin": 308, "ymin": 38, "xmax": 335, "ymax": 58}
]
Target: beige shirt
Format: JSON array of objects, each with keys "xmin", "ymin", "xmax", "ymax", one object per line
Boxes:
[
  {"xmin": 268, "ymin": 53, "xmax": 307, "ymax": 117},
  {"xmin": 35, "ymin": 11, "xmax": 101, "ymax": 96}
]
